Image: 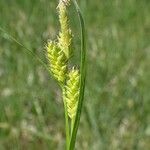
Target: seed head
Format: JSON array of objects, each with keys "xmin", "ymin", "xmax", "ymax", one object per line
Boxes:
[
  {"xmin": 64, "ymin": 68, "xmax": 80, "ymax": 119},
  {"xmin": 46, "ymin": 41, "xmax": 68, "ymax": 83},
  {"xmin": 57, "ymin": 1, "xmax": 72, "ymax": 59}
]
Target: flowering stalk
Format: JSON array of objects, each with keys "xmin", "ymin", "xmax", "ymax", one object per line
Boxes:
[
  {"xmin": 65, "ymin": 68, "xmax": 80, "ymax": 120},
  {"xmin": 45, "ymin": 0, "xmax": 86, "ymax": 150},
  {"xmin": 57, "ymin": 0, "xmax": 72, "ymax": 59},
  {"xmin": 46, "ymin": 41, "xmax": 67, "ymax": 83}
]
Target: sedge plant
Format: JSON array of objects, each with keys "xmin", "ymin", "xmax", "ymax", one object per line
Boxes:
[
  {"xmin": 0, "ymin": 0, "xmax": 85, "ymax": 149},
  {"xmin": 45, "ymin": 0, "xmax": 86, "ymax": 149}
]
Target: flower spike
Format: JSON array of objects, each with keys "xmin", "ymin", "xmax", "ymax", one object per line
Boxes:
[
  {"xmin": 57, "ymin": 0, "xmax": 72, "ymax": 59},
  {"xmin": 46, "ymin": 41, "xmax": 68, "ymax": 83},
  {"xmin": 64, "ymin": 68, "xmax": 80, "ymax": 119}
]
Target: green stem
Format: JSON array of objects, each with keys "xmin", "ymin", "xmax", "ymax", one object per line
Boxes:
[
  {"xmin": 69, "ymin": 0, "xmax": 86, "ymax": 150},
  {"xmin": 62, "ymin": 87, "xmax": 70, "ymax": 150},
  {"xmin": 71, "ymin": 118, "xmax": 75, "ymax": 135}
]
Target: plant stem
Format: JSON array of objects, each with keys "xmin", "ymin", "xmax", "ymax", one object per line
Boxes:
[
  {"xmin": 71, "ymin": 118, "xmax": 75, "ymax": 135},
  {"xmin": 62, "ymin": 87, "xmax": 70, "ymax": 150},
  {"xmin": 69, "ymin": 0, "xmax": 86, "ymax": 149}
]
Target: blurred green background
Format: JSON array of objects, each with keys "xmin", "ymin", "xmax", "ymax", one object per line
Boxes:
[{"xmin": 0, "ymin": 0, "xmax": 150, "ymax": 149}]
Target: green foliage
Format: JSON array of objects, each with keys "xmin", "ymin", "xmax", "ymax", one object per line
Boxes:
[{"xmin": 0, "ymin": 0, "xmax": 150, "ymax": 149}]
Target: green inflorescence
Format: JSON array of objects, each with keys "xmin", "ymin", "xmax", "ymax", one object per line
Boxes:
[
  {"xmin": 46, "ymin": 41, "xmax": 68, "ymax": 83},
  {"xmin": 46, "ymin": 0, "xmax": 80, "ymax": 120},
  {"xmin": 65, "ymin": 68, "xmax": 80, "ymax": 119},
  {"xmin": 45, "ymin": 0, "xmax": 85, "ymax": 149},
  {"xmin": 58, "ymin": 1, "xmax": 72, "ymax": 59}
]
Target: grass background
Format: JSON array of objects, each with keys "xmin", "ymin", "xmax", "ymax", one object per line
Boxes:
[{"xmin": 0, "ymin": 0, "xmax": 150, "ymax": 149}]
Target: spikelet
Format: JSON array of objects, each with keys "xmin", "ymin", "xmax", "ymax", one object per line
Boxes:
[
  {"xmin": 59, "ymin": 0, "xmax": 70, "ymax": 6},
  {"xmin": 64, "ymin": 68, "xmax": 80, "ymax": 119},
  {"xmin": 57, "ymin": 0, "xmax": 72, "ymax": 59},
  {"xmin": 46, "ymin": 41, "xmax": 67, "ymax": 83}
]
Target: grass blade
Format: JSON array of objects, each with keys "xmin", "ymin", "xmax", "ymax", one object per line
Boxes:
[
  {"xmin": 0, "ymin": 26, "xmax": 49, "ymax": 72},
  {"xmin": 69, "ymin": 0, "xmax": 86, "ymax": 149}
]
